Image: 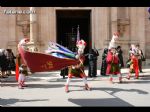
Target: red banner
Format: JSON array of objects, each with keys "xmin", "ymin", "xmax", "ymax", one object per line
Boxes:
[{"xmin": 18, "ymin": 46, "xmax": 79, "ymax": 72}]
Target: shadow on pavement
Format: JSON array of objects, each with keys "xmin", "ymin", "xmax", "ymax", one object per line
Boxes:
[
  {"xmin": 26, "ymin": 78, "xmax": 44, "ymax": 82},
  {"xmin": 0, "ymin": 76, "xmax": 44, "ymax": 83},
  {"xmin": 64, "ymin": 85, "xmax": 88, "ymax": 92},
  {"xmin": 48, "ymin": 79, "xmax": 90, "ymax": 83},
  {"xmin": 91, "ymin": 87, "xmax": 149, "ymax": 95},
  {"xmin": 27, "ymin": 84, "xmax": 64, "ymax": 89},
  {"xmin": 123, "ymin": 80, "xmax": 150, "ymax": 84},
  {"xmin": 0, "ymin": 98, "xmax": 49, "ymax": 106},
  {"xmin": 67, "ymin": 86, "xmax": 149, "ymax": 94},
  {"xmin": 68, "ymin": 97, "xmax": 133, "ymax": 106},
  {"xmin": 121, "ymin": 73, "xmax": 150, "ymax": 83},
  {"xmin": 139, "ymin": 74, "xmax": 150, "ymax": 80},
  {"xmin": 31, "ymin": 72, "xmax": 60, "ymax": 77},
  {"xmin": 1, "ymin": 83, "xmax": 18, "ymax": 87},
  {"xmin": 48, "ymin": 77, "xmax": 101, "ymax": 83},
  {"xmin": 1, "ymin": 83, "xmax": 64, "ymax": 89}
]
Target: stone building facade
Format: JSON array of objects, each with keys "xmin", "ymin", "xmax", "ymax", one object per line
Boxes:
[{"xmin": 0, "ymin": 7, "xmax": 150, "ymax": 68}]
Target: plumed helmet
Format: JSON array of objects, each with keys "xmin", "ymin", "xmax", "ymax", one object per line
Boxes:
[
  {"xmin": 108, "ymin": 41, "xmax": 116, "ymax": 49},
  {"xmin": 19, "ymin": 38, "xmax": 30, "ymax": 45},
  {"xmin": 21, "ymin": 64, "xmax": 27, "ymax": 68},
  {"xmin": 76, "ymin": 39, "xmax": 87, "ymax": 47},
  {"xmin": 108, "ymin": 32, "xmax": 119, "ymax": 49},
  {"xmin": 113, "ymin": 32, "xmax": 119, "ymax": 36},
  {"xmin": 129, "ymin": 49, "xmax": 138, "ymax": 56}
]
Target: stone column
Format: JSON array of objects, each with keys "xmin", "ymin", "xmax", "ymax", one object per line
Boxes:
[
  {"xmin": 30, "ymin": 7, "xmax": 37, "ymax": 43},
  {"xmin": 91, "ymin": 8, "xmax": 96, "ymax": 49},
  {"xmin": 111, "ymin": 7, "xmax": 118, "ymax": 34},
  {"xmin": 28, "ymin": 7, "xmax": 38, "ymax": 52}
]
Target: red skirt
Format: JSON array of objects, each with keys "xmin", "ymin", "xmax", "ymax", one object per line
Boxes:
[{"xmin": 106, "ymin": 63, "xmax": 120, "ymax": 75}]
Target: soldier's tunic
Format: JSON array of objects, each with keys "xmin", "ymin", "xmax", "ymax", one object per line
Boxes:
[
  {"xmin": 106, "ymin": 51, "xmax": 120, "ymax": 75},
  {"xmin": 68, "ymin": 55, "xmax": 86, "ymax": 78},
  {"xmin": 129, "ymin": 55, "xmax": 139, "ymax": 77}
]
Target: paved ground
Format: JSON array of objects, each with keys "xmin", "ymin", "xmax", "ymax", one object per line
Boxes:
[{"xmin": 1, "ymin": 67, "xmax": 150, "ymax": 107}]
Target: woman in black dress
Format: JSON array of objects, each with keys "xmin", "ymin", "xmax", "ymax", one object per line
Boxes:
[
  {"xmin": 116, "ymin": 46, "xmax": 124, "ymax": 68},
  {"xmin": 0, "ymin": 49, "xmax": 8, "ymax": 78},
  {"xmin": 100, "ymin": 48, "xmax": 108, "ymax": 76}
]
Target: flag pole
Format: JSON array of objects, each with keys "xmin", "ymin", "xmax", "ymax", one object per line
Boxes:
[{"xmin": 77, "ymin": 25, "xmax": 80, "ymax": 42}]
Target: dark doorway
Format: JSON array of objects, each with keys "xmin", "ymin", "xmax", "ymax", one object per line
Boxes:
[{"xmin": 56, "ymin": 10, "xmax": 91, "ymax": 65}]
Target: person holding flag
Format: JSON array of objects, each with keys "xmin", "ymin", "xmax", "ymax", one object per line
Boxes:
[
  {"xmin": 65, "ymin": 26, "xmax": 90, "ymax": 92},
  {"xmin": 106, "ymin": 32, "xmax": 122, "ymax": 83},
  {"xmin": 65, "ymin": 39, "xmax": 91, "ymax": 93}
]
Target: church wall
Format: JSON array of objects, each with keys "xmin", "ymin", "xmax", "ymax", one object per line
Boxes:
[{"xmin": 0, "ymin": 7, "xmax": 150, "ymax": 68}]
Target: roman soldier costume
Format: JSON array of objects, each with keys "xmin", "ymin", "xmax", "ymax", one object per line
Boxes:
[
  {"xmin": 106, "ymin": 32, "xmax": 122, "ymax": 83},
  {"xmin": 65, "ymin": 40, "xmax": 90, "ymax": 93},
  {"xmin": 127, "ymin": 45, "xmax": 139, "ymax": 79}
]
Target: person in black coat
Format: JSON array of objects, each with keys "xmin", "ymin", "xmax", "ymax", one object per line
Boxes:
[
  {"xmin": 116, "ymin": 46, "xmax": 124, "ymax": 68},
  {"xmin": 88, "ymin": 48, "xmax": 99, "ymax": 77},
  {"xmin": 135, "ymin": 44, "xmax": 144, "ymax": 73},
  {"xmin": 100, "ymin": 48, "xmax": 108, "ymax": 76},
  {"xmin": 60, "ymin": 67, "xmax": 68, "ymax": 79},
  {"xmin": 5, "ymin": 49, "xmax": 16, "ymax": 75},
  {"xmin": 0, "ymin": 49, "xmax": 8, "ymax": 78},
  {"xmin": 60, "ymin": 46, "xmax": 69, "ymax": 79},
  {"xmin": 93, "ymin": 48, "xmax": 99, "ymax": 77}
]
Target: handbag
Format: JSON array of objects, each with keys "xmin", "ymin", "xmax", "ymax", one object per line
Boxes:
[
  {"xmin": 141, "ymin": 54, "xmax": 146, "ymax": 61},
  {"xmin": 126, "ymin": 59, "xmax": 131, "ymax": 68}
]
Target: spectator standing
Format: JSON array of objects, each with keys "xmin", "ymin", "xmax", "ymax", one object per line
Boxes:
[
  {"xmin": 100, "ymin": 48, "xmax": 108, "ymax": 76},
  {"xmin": 116, "ymin": 46, "xmax": 124, "ymax": 68},
  {"xmin": 88, "ymin": 48, "xmax": 99, "ymax": 77},
  {"xmin": 136, "ymin": 44, "xmax": 144, "ymax": 73}
]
